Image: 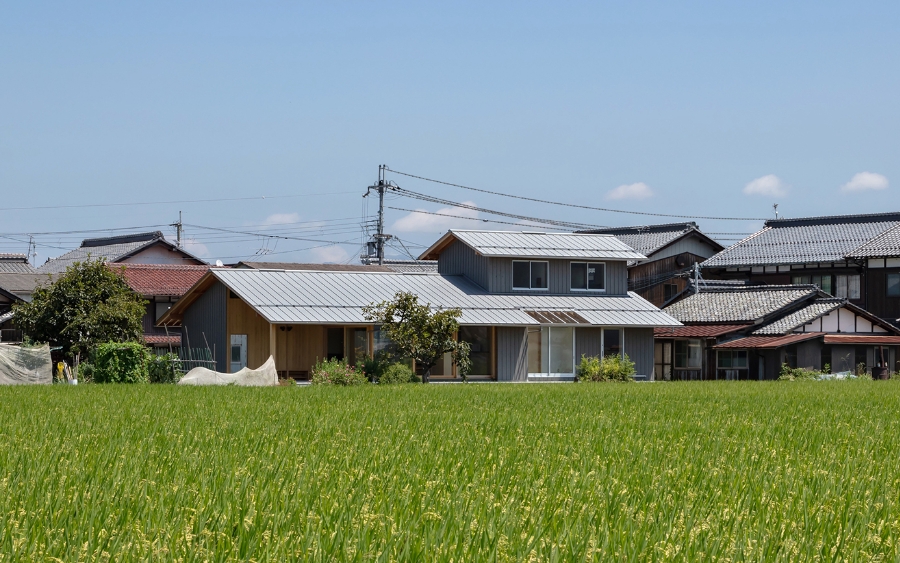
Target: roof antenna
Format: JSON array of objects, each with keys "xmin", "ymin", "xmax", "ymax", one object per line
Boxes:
[{"xmin": 773, "ymin": 204, "xmax": 779, "ymax": 220}]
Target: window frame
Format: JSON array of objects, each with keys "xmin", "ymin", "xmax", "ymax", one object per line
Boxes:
[
  {"xmin": 512, "ymin": 260, "xmax": 550, "ymax": 291},
  {"xmin": 526, "ymin": 326, "xmax": 576, "ymax": 378},
  {"xmin": 569, "ymin": 261, "xmax": 607, "ymax": 292}
]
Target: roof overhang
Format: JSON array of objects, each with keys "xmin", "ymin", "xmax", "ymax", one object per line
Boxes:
[
  {"xmin": 823, "ymin": 335, "xmax": 900, "ymax": 345},
  {"xmin": 654, "ymin": 324, "xmax": 747, "ymax": 338},
  {"xmin": 713, "ymin": 332, "xmax": 824, "ymax": 349},
  {"xmin": 155, "ymin": 271, "xmax": 220, "ymax": 327}
]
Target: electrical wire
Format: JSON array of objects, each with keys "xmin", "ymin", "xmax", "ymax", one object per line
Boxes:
[
  {"xmin": 385, "ymin": 206, "xmax": 577, "ymax": 231},
  {"xmin": 385, "ymin": 167, "xmax": 769, "ymax": 222}
]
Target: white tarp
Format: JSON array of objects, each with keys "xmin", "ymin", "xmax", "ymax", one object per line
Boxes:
[
  {"xmin": 0, "ymin": 343, "xmax": 52, "ymax": 385},
  {"xmin": 177, "ymin": 355, "xmax": 278, "ymax": 386}
]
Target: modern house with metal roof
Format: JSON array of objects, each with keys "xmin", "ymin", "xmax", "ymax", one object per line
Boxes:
[
  {"xmin": 701, "ymin": 212, "xmax": 900, "ymax": 326},
  {"xmin": 37, "ymin": 231, "xmax": 206, "ymax": 274},
  {"xmin": 578, "ymin": 223, "xmax": 724, "ymax": 306},
  {"xmin": 654, "ymin": 283, "xmax": 900, "ymax": 381},
  {"xmin": 160, "ymin": 230, "xmax": 681, "ymax": 381}
]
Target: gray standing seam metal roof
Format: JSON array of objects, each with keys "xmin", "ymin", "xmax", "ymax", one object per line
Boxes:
[
  {"xmin": 845, "ymin": 224, "xmax": 900, "ymax": 259},
  {"xmin": 663, "ymin": 286, "xmax": 819, "ymax": 324},
  {"xmin": 751, "ymin": 298, "xmax": 845, "ymax": 335},
  {"xmin": 210, "ymin": 268, "xmax": 680, "ymax": 327},
  {"xmin": 702, "ymin": 213, "xmax": 900, "ymax": 267},
  {"xmin": 425, "ymin": 230, "xmax": 647, "ymax": 260}
]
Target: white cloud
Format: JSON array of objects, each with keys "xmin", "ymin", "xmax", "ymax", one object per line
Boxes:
[
  {"xmin": 392, "ymin": 202, "xmax": 481, "ymax": 233},
  {"xmin": 743, "ymin": 175, "xmax": 788, "ymax": 197},
  {"xmin": 605, "ymin": 182, "xmax": 654, "ymax": 200},
  {"xmin": 182, "ymin": 238, "xmax": 209, "ymax": 258},
  {"xmin": 260, "ymin": 213, "xmax": 301, "ymax": 226},
  {"xmin": 841, "ymin": 172, "xmax": 888, "ymax": 193},
  {"xmin": 309, "ymin": 245, "xmax": 350, "ymax": 263}
]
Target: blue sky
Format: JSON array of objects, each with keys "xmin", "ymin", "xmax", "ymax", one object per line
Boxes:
[{"xmin": 2, "ymin": 2, "xmax": 898, "ymax": 264}]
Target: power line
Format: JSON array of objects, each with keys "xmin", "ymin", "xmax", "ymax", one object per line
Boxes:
[
  {"xmin": 0, "ymin": 191, "xmax": 357, "ymax": 213},
  {"xmin": 385, "ymin": 167, "xmax": 769, "ymax": 222},
  {"xmin": 385, "ymin": 206, "xmax": 576, "ymax": 231}
]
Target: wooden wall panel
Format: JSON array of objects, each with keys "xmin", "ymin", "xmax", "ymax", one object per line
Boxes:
[
  {"xmin": 226, "ymin": 295, "xmax": 271, "ymax": 371},
  {"xmin": 624, "ymin": 327, "xmax": 654, "ymax": 377},
  {"xmin": 496, "ymin": 327, "xmax": 528, "ymax": 381}
]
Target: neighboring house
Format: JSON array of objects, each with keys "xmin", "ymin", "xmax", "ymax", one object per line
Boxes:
[
  {"xmin": 579, "ymin": 223, "xmax": 724, "ymax": 306},
  {"xmin": 654, "ymin": 283, "xmax": 900, "ymax": 381},
  {"xmin": 701, "ymin": 212, "xmax": 900, "ymax": 326},
  {"xmin": 235, "ymin": 260, "xmax": 438, "ymax": 273},
  {"xmin": 0, "ymin": 272, "xmax": 57, "ymax": 342},
  {"xmin": 160, "ymin": 230, "xmax": 681, "ymax": 381},
  {"xmin": 37, "ymin": 231, "xmax": 206, "ymax": 274},
  {"xmin": 0, "ymin": 254, "xmax": 36, "ymax": 273},
  {"xmin": 116, "ymin": 264, "xmax": 210, "ymax": 349}
]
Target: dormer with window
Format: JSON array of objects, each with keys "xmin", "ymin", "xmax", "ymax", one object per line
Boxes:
[{"xmin": 419, "ymin": 230, "xmax": 644, "ymax": 295}]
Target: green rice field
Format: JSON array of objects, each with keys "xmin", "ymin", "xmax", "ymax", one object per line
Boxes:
[{"xmin": 1, "ymin": 382, "xmax": 899, "ymax": 561}]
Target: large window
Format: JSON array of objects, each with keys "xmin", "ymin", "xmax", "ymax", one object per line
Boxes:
[
  {"xmin": 674, "ymin": 339, "xmax": 702, "ymax": 369},
  {"xmin": 889, "ymin": 273, "xmax": 900, "ymax": 297},
  {"xmin": 603, "ymin": 329, "xmax": 621, "ymax": 358},
  {"xmin": 459, "ymin": 326, "xmax": 493, "ymax": 377},
  {"xmin": 527, "ymin": 326, "xmax": 574, "ymax": 376},
  {"xmin": 835, "ymin": 275, "xmax": 862, "ymax": 299},
  {"xmin": 717, "ymin": 350, "xmax": 748, "ymax": 380},
  {"xmin": 792, "ymin": 274, "xmax": 833, "ymax": 295},
  {"xmin": 513, "ymin": 261, "xmax": 549, "ymax": 290},
  {"xmin": 570, "ymin": 262, "xmax": 605, "ymax": 291}
]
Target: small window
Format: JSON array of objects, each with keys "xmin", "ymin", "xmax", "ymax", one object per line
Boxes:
[
  {"xmin": 717, "ymin": 350, "xmax": 748, "ymax": 369},
  {"xmin": 888, "ymin": 273, "xmax": 900, "ymax": 297},
  {"xmin": 674, "ymin": 339, "xmax": 702, "ymax": 368},
  {"xmin": 513, "ymin": 261, "xmax": 549, "ymax": 290},
  {"xmin": 570, "ymin": 262, "xmax": 605, "ymax": 291},
  {"xmin": 663, "ymin": 283, "xmax": 678, "ymax": 302}
]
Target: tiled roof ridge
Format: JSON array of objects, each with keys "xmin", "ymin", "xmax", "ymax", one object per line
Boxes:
[
  {"xmin": 448, "ymin": 229, "xmax": 616, "ymax": 237},
  {"xmin": 844, "ymin": 223, "xmax": 900, "ymax": 259},
  {"xmin": 697, "ymin": 283, "xmax": 818, "ymax": 293},
  {"xmin": 765, "ymin": 211, "xmax": 900, "ymax": 228},
  {"xmin": 578, "ymin": 222, "xmax": 698, "ymax": 235},
  {"xmin": 113, "ymin": 263, "xmax": 210, "ymax": 270},
  {"xmin": 82, "ymin": 231, "xmax": 164, "ymax": 248},
  {"xmin": 0, "ymin": 253, "xmax": 28, "ymax": 260}
]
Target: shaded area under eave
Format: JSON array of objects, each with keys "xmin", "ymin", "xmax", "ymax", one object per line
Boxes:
[
  {"xmin": 713, "ymin": 333, "xmax": 824, "ymax": 349},
  {"xmin": 654, "ymin": 325, "xmax": 747, "ymax": 338}
]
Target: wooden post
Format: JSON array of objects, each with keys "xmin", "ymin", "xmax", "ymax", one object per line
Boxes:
[{"xmin": 270, "ymin": 323, "xmax": 277, "ymax": 364}]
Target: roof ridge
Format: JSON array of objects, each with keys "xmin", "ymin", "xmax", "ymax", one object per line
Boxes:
[
  {"xmin": 82, "ymin": 231, "xmax": 164, "ymax": 248},
  {"xmin": 765, "ymin": 211, "xmax": 900, "ymax": 228}
]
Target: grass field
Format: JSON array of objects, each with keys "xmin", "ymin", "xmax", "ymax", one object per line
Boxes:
[{"xmin": 1, "ymin": 382, "xmax": 899, "ymax": 562}]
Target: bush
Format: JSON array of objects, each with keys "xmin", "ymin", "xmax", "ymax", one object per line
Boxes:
[
  {"xmin": 578, "ymin": 354, "xmax": 636, "ymax": 382},
  {"xmin": 76, "ymin": 361, "xmax": 94, "ymax": 383},
  {"xmin": 148, "ymin": 353, "xmax": 183, "ymax": 384},
  {"xmin": 93, "ymin": 342, "xmax": 149, "ymax": 384},
  {"xmin": 378, "ymin": 362, "xmax": 420, "ymax": 384},
  {"xmin": 310, "ymin": 358, "xmax": 368, "ymax": 386},
  {"xmin": 359, "ymin": 354, "xmax": 390, "ymax": 382}
]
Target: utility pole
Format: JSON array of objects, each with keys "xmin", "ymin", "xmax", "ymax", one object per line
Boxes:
[
  {"xmin": 172, "ymin": 211, "xmax": 183, "ymax": 248},
  {"xmin": 26, "ymin": 235, "xmax": 36, "ymax": 265},
  {"xmin": 364, "ymin": 165, "xmax": 396, "ymax": 265}
]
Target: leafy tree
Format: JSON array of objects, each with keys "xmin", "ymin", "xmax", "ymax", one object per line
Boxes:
[
  {"xmin": 363, "ymin": 291, "xmax": 471, "ymax": 383},
  {"xmin": 13, "ymin": 260, "xmax": 146, "ymax": 360}
]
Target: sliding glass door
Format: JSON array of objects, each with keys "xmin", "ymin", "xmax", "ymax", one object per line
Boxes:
[{"xmin": 527, "ymin": 326, "xmax": 575, "ymax": 377}]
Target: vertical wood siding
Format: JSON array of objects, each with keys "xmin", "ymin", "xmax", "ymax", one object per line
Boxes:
[
  {"xmin": 624, "ymin": 327, "xmax": 654, "ymax": 376},
  {"xmin": 646, "ymin": 236, "xmax": 720, "ymax": 263},
  {"xmin": 181, "ymin": 281, "xmax": 227, "ymax": 372},
  {"xmin": 437, "ymin": 240, "xmax": 489, "ymax": 289},
  {"xmin": 488, "ymin": 258, "xmax": 628, "ymax": 295},
  {"xmin": 797, "ymin": 340, "xmax": 821, "ymax": 370},
  {"xmin": 496, "ymin": 327, "xmax": 528, "ymax": 381},
  {"xmin": 575, "ymin": 328, "xmax": 603, "ymax": 359}
]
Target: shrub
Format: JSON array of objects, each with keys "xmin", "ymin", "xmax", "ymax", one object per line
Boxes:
[
  {"xmin": 778, "ymin": 364, "xmax": 820, "ymax": 381},
  {"xmin": 379, "ymin": 362, "xmax": 420, "ymax": 384},
  {"xmin": 76, "ymin": 361, "xmax": 94, "ymax": 383},
  {"xmin": 310, "ymin": 358, "xmax": 368, "ymax": 386},
  {"xmin": 578, "ymin": 354, "xmax": 636, "ymax": 382},
  {"xmin": 148, "ymin": 353, "xmax": 183, "ymax": 384},
  {"xmin": 359, "ymin": 354, "xmax": 391, "ymax": 382},
  {"xmin": 93, "ymin": 342, "xmax": 149, "ymax": 384}
]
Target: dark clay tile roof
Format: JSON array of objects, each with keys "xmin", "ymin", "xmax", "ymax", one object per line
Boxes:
[
  {"xmin": 117, "ymin": 264, "xmax": 210, "ymax": 297},
  {"xmin": 0, "ymin": 254, "xmax": 35, "ymax": 273},
  {"xmin": 702, "ymin": 212, "xmax": 900, "ymax": 267},
  {"xmin": 845, "ymin": 224, "xmax": 900, "ymax": 259},
  {"xmin": 751, "ymin": 298, "xmax": 845, "ymax": 335},
  {"xmin": 580, "ymin": 223, "xmax": 699, "ymax": 256},
  {"xmin": 713, "ymin": 333, "xmax": 824, "ymax": 349},
  {"xmin": 653, "ymin": 325, "xmax": 747, "ymax": 338},
  {"xmin": 37, "ymin": 231, "xmax": 204, "ymax": 274},
  {"xmin": 663, "ymin": 285, "xmax": 819, "ymax": 324}
]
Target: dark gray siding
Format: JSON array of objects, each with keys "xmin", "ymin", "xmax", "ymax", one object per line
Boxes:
[
  {"xmin": 487, "ymin": 258, "xmax": 629, "ymax": 295},
  {"xmin": 624, "ymin": 327, "xmax": 654, "ymax": 376},
  {"xmin": 831, "ymin": 345, "xmax": 855, "ymax": 372},
  {"xmin": 496, "ymin": 327, "xmax": 528, "ymax": 381},
  {"xmin": 797, "ymin": 340, "xmax": 821, "ymax": 370},
  {"xmin": 575, "ymin": 328, "xmax": 602, "ymax": 359},
  {"xmin": 437, "ymin": 240, "xmax": 489, "ymax": 289},
  {"xmin": 181, "ymin": 281, "xmax": 227, "ymax": 372}
]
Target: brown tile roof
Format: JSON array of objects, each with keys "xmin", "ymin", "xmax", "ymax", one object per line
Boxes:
[
  {"xmin": 115, "ymin": 264, "xmax": 210, "ymax": 297},
  {"xmin": 823, "ymin": 335, "xmax": 900, "ymax": 345},
  {"xmin": 654, "ymin": 325, "xmax": 747, "ymax": 338},
  {"xmin": 144, "ymin": 334, "xmax": 181, "ymax": 345},
  {"xmin": 713, "ymin": 333, "xmax": 823, "ymax": 349}
]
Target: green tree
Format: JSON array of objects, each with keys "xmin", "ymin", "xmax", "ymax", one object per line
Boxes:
[
  {"xmin": 13, "ymin": 259, "xmax": 146, "ymax": 360},
  {"xmin": 363, "ymin": 291, "xmax": 471, "ymax": 383}
]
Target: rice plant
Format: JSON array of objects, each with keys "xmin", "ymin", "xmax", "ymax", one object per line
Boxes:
[{"xmin": 0, "ymin": 381, "xmax": 898, "ymax": 561}]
